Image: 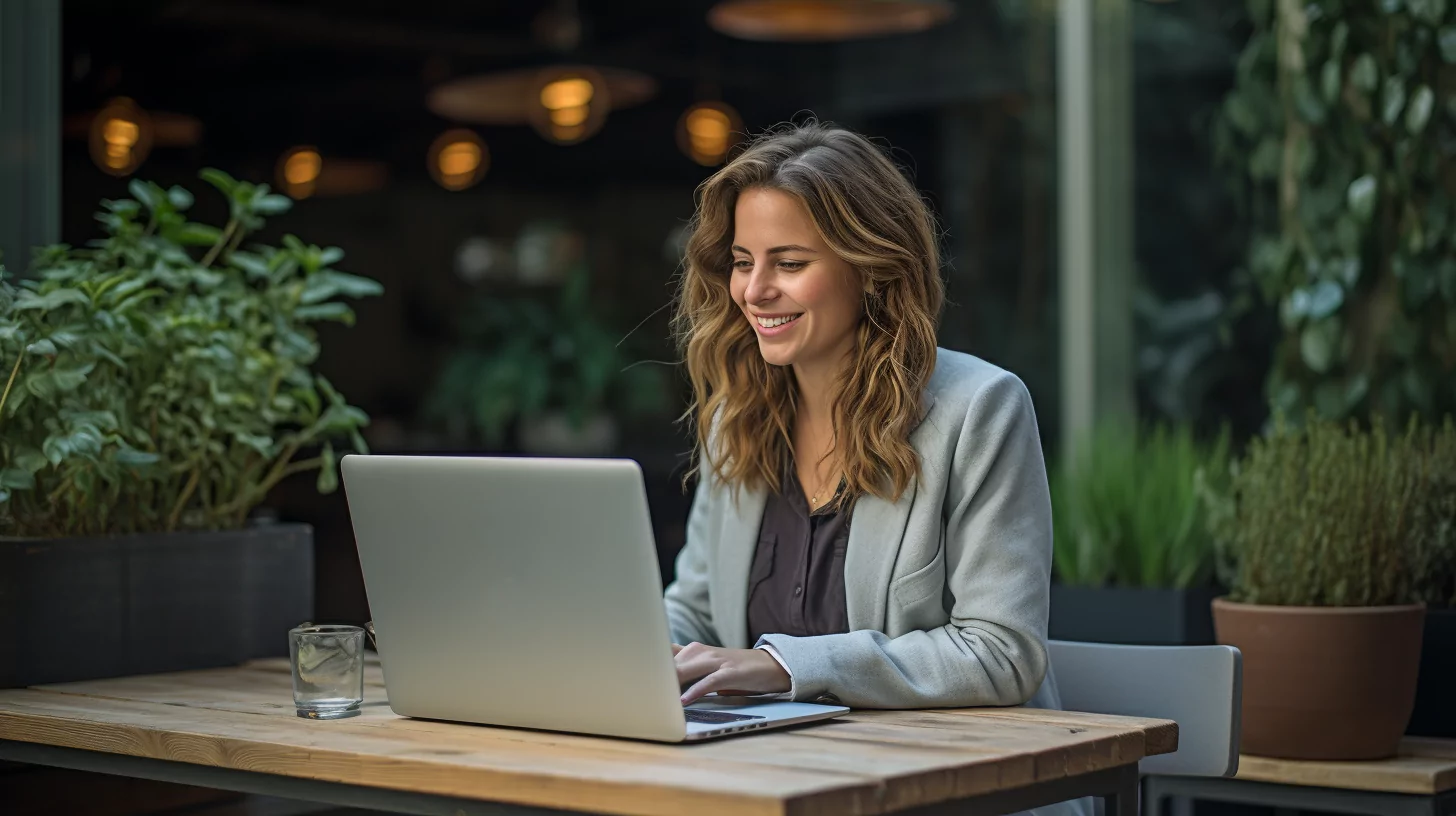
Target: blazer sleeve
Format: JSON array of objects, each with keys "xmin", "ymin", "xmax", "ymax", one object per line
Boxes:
[
  {"xmin": 755, "ymin": 372, "xmax": 1052, "ymax": 709},
  {"xmin": 663, "ymin": 469, "xmax": 723, "ymax": 648}
]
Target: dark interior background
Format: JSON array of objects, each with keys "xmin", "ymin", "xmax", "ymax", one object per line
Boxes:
[{"xmin": 57, "ymin": 0, "xmax": 1261, "ymax": 625}]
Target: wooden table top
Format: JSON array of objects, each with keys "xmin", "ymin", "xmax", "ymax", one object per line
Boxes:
[
  {"xmin": 0, "ymin": 657, "xmax": 1176, "ymax": 816},
  {"xmin": 1236, "ymin": 739, "xmax": 1456, "ymax": 795}
]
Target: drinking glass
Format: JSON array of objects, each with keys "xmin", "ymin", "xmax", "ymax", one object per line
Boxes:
[{"xmin": 289, "ymin": 624, "xmax": 364, "ymax": 719}]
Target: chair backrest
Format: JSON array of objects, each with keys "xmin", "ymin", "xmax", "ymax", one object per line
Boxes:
[{"xmin": 1049, "ymin": 640, "xmax": 1241, "ymax": 777}]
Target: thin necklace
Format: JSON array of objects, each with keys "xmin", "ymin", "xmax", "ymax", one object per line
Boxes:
[{"xmin": 808, "ymin": 468, "xmax": 842, "ymax": 508}]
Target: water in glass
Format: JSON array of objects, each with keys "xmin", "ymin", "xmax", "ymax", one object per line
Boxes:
[{"xmin": 289, "ymin": 624, "xmax": 364, "ymax": 719}]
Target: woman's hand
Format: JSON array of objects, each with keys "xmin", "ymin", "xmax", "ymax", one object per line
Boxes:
[{"xmin": 672, "ymin": 642, "xmax": 791, "ymax": 704}]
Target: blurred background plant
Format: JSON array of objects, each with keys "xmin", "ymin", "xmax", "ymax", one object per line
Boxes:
[
  {"xmin": 0, "ymin": 171, "xmax": 381, "ymax": 538},
  {"xmin": 1215, "ymin": 0, "xmax": 1456, "ymax": 424},
  {"xmin": 1051, "ymin": 421, "xmax": 1232, "ymax": 589},
  {"xmin": 1135, "ymin": 286, "xmax": 1234, "ymax": 427},
  {"xmin": 422, "ymin": 260, "xmax": 672, "ymax": 449},
  {"xmin": 1205, "ymin": 413, "xmax": 1456, "ymax": 607}
]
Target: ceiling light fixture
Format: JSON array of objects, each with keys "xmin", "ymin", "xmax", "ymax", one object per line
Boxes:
[
  {"xmin": 429, "ymin": 129, "xmax": 489, "ymax": 191},
  {"xmin": 70, "ymin": 101, "xmax": 202, "ymax": 177},
  {"xmin": 707, "ymin": 0, "xmax": 955, "ymax": 42},
  {"xmin": 275, "ymin": 148, "xmax": 388, "ymax": 199},
  {"xmin": 529, "ymin": 67, "xmax": 608, "ymax": 145},
  {"xmin": 677, "ymin": 101, "xmax": 743, "ymax": 166},
  {"xmin": 88, "ymin": 97, "xmax": 153, "ymax": 177},
  {"xmin": 426, "ymin": 66, "xmax": 656, "ymax": 146},
  {"xmin": 278, "ymin": 146, "xmax": 322, "ymax": 199}
]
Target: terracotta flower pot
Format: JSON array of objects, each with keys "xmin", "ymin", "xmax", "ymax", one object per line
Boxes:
[{"xmin": 1212, "ymin": 598, "xmax": 1425, "ymax": 760}]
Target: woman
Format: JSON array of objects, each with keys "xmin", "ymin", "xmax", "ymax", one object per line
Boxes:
[{"xmin": 664, "ymin": 121, "xmax": 1075, "ymax": 735}]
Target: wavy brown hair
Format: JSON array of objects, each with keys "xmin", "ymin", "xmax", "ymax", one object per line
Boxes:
[{"xmin": 672, "ymin": 121, "xmax": 945, "ymax": 504}]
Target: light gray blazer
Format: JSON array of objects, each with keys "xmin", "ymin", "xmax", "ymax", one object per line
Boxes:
[{"xmin": 664, "ymin": 348, "xmax": 1067, "ymax": 712}]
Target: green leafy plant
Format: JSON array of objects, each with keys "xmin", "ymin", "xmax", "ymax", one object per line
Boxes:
[
  {"xmin": 0, "ymin": 170, "xmax": 382, "ymax": 538},
  {"xmin": 1215, "ymin": 0, "xmax": 1456, "ymax": 422},
  {"xmin": 423, "ymin": 263, "xmax": 671, "ymax": 446},
  {"xmin": 1206, "ymin": 413, "xmax": 1456, "ymax": 607},
  {"xmin": 1051, "ymin": 422, "xmax": 1231, "ymax": 589}
]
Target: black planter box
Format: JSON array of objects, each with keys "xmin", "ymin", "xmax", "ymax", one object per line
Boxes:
[
  {"xmin": 1407, "ymin": 606, "xmax": 1456, "ymax": 738},
  {"xmin": 1049, "ymin": 584, "xmax": 1220, "ymax": 645},
  {"xmin": 0, "ymin": 522, "xmax": 313, "ymax": 687}
]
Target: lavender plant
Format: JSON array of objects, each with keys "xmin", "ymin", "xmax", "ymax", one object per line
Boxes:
[{"xmin": 1207, "ymin": 413, "xmax": 1456, "ymax": 607}]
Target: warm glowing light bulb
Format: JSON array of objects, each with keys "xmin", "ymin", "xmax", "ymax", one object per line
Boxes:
[
  {"xmin": 103, "ymin": 118, "xmax": 140, "ymax": 149},
  {"xmin": 529, "ymin": 68, "xmax": 610, "ymax": 145},
  {"xmin": 677, "ymin": 101, "xmax": 743, "ymax": 166},
  {"xmin": 284, "ymin": 149, "xmax": 322, "ymax": 185},
  {"xmin": 542, "ymin": 77, "xmax": 593, "ymax": 130},
  {"xmin": 688, "ymin": 108, "xmax": 730, "ymax": 134},
  {"xmin": 439, "ymin": 142, "xmax": 480, "ymax": 177},
  {"xmin": 103, "ymin": 128, "xmax": 133, "ymax": 168},
  {"xmin": 550, "ymin": 105, "xmax": 590, "ymax": 127},
  {"xmin": 277, "ymin": 146, "xmax": 322, "ymax": 199},
  {"xmin": 429, "ymin": 129, "xmax": 489, "ymax": 191},
  {"xmin": 540, "ymin": 77, "xmax": 594, "ymax": 111},
  {"xmin": 89, "ymin": 97, "xmax": 152, "ymax": 176}
]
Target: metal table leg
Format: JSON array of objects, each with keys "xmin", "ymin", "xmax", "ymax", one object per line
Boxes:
[{"xmin": 1101, "ymin": 763, "xmax": 1140, "ymax": 816}]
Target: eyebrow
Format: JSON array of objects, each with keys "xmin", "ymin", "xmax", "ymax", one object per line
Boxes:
[{"xmin": 730, "ymin": 244, "xmax": 818, "ymax": 255}]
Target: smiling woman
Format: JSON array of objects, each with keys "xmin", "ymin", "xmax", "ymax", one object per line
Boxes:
[
  {"xmin": 730, "ymin": 190, "xmax": 863, "ymax": 380},
  {"xmin": 676, "ymin": 122, "xmax": 940, "ymax": 513},
  {"xmin": 664, "ymin": 119, "xmax": 1086, "ymax": 816}
]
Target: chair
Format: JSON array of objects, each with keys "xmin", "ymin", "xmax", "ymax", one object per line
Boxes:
[{"xmin": 1050, "ymin": 640, "xmax": 1241, "ymax": 816}]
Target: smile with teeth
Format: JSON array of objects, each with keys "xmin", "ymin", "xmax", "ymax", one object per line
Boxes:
[{"xmin": 756, "ymin": 314, "xmax": 802, "ymax": 328}]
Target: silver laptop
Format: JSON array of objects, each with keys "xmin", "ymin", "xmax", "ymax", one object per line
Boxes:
[{"xmin": 340, "ymin": 454, "xmax": 848, "ymax": 742}]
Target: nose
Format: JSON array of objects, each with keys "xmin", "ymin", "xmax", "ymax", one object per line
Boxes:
[{"xmin": 742, "ymin": 263, "xmax": 778, "ymax": 305}]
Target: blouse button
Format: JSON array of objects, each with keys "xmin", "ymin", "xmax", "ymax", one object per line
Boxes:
[{"xmin": 794, "ymin": 585, "xmax": 803, "ymax": 597}]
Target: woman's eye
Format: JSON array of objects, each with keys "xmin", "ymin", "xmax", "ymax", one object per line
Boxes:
[
  {"xmin": 731, "ymin": 259, "xmax": 752, "ymax": 270},
  {"xmin": 779, "ymin": 261, "xmax": 806, "ymax": 271}
]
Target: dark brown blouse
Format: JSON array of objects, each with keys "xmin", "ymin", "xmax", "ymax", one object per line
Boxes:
[{"xmin": 745, "ymin": 469, "xmax": 851, "ymax": 646}]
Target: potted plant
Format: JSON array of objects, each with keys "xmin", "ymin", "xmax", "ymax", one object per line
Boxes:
[
  {"xmin": 1215, "ymin": 0, "xmax": 1456, "ymax": 744},
  {"xmin": 423, "ymin": 262, "xmax": 671, "ymax": 456},
  {"xmin": 1049, "ymin": 422, "xmax": 1230, "ymax": 645},
  {"xmin": 1207, "ymin": 414, "xmax": 1454, "ymax": 760},
  {"xmin": 0, "ymin": 170, "xmax": 381, "ymax": 687}
]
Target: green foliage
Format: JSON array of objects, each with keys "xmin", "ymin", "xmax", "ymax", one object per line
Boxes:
[
  {"xmin": 1051, "ymin": 422, "xmax": 1232, "ymax": 589},
  {"xmin": 1136, "ymin": 289, "xmax": 1236, "ymax": 426},
  {"xmin": 1215, "ymin": 0, "xmax": 1456, "ymax": 423},
  {"xmin": 0, "ymin": 171, "xmax": 382, "ymax": 538},
  {"xmin": 1206, "ymin": 413, "xmax": 1456, "ymax": 607},
  {"xmin": 423, "ymin": 264, "xmax": 672, "ymax": 446}
]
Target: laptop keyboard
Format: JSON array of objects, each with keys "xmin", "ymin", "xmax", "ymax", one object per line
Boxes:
[{"xmin": 683, "ymin": 709, "xmax": 766, "ymax": 724}]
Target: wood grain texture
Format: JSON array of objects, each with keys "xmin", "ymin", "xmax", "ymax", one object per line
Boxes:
[
  {"xmin": 1236, "ymin": 738, "xmax": 1456, "ymax": 795},
  {"xmin": 0, "ymin": 665, "xmax": 1177, "ymax": 816}
]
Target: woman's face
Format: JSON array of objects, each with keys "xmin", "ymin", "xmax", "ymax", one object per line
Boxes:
[{"xmin": 730, "ymin": 187, "xmax": 862, "ymax": 373}]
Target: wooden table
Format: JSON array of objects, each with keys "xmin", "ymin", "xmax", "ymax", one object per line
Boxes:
[
  {"xmin": 0, "ymin": 657, "xmax": 1176, "ymax": 816},
  {"xmin": 1144, "ymin": 738, "xmax": 1456, "ymax": 816}
]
